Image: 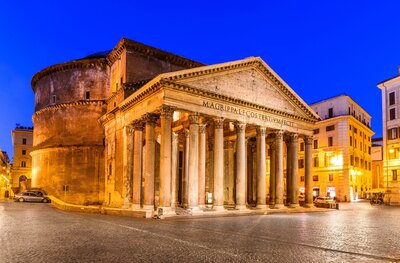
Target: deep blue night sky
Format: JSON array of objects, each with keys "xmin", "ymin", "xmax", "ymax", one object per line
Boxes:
[{"xmin": 1, "ymin": 1, "xmax": 399, "ymax": 160}]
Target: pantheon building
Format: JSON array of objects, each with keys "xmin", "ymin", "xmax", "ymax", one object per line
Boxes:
[{"xmin": 31, "ymin": 38, "xmax": 319, "ymax": 215}]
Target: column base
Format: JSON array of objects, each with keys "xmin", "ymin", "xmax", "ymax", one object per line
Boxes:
[
  {"xmin": 157, "ymin": 206, "xmax": 176, "ymax": 216},
  {"xmin": 272, "ymin": 204, "xmax": 286, "ymax": 209},
  {"xmin": 213, "ymin": 205, "xmax": 227, "ymax": 212},
  {"xmin": 289, "ymin": 203, "xmax": 299, "ymax": 208},
  {"xmin": 303, "ymin": 203, "xmax": 315, "ymax": 208},
  {"xmin": 143, "ymin": 205, "xmax": 154, "ymax": 211},
  {"xmin": 255, "ymin": 204, "xmax": 267, "ymax": 209},
  {"xmin": 188, "ymin": 206, "xmax": 204, "ymax": 214},
  {"xmin": 131, "ymin": 204, "xmax": 141, "ymax": 210},
  {"xmin": 235, "ymin": 204, "xmax": 248, "ymax": 210},
  {"xmin": 198, "ymin": 204, "xmax": 207, "ymax": 209},
  {"xmin": 123, "ymin": 198, "xmax": 131, "ymax": 209}
]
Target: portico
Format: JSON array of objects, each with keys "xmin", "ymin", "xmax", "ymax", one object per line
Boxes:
[{"xmin": 101, "ymin": 57, "xmax": 319, "ymax": 216}]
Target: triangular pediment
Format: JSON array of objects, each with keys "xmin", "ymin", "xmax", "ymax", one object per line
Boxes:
[{"xmin": 158, "ymin": 57, "xmax": 319, "ymax": 121}]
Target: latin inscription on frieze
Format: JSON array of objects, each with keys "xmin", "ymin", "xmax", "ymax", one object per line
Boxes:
[{"xmin": 202, "ymin": 100, "xmax": 294, "ymax": 127}]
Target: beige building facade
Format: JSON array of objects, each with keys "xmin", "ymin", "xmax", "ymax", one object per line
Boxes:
[
  {"xmin": 302, "ymin": 95, "xmax": 373, "ymax": 202},
  {"xmin": 11, "ymin": 125, "xmax": 33, "ymax": 193},
  {"xmin": 378, "ymin": 70, "xmax": 400, "ymax": 205},
  {"xmin": 32, "ymin": 38, "xmax": 321, "ymax": 214},
  {"xmin": 0, "ymin": 150, "xmax": 11, "ymax": 199}
]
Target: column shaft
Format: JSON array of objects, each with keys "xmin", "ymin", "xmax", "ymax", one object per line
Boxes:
[
  {"xmin": 274, "ymin": 131, "xmax": 285, "ymax": 208},
  {"xmin": 286, "ymin": 140, "xmax": 292, "ymax": 205},
  {"xmin": 132, "ymin": 122, "xmax": 143, "ymax": 209},
  {"xmin": 235, "ymin": 122, "xmax": 247, "ymax": 210},
  {"xmin": 188, "ymin": 114, "xmax": 200, "ymax": 211},
  {"xmin": 198, "ymin": 124, "xmax": 207, "ymax": 207},
  {"xmin": 289, "ymin": 134, "xmax": 299, "ymax": 208},
  {"xmin": 122, "ymin": 125, "xmax": 134, "ymax": 208},
  {"xmin": 183, "ymin": 129, "xmax": 189, "ymax": 207},
  {"xmin": 269, "ymin": 140, "xmax": 276, "ymax": 207},
  {"xmin": 159, "ymin": 106, "xmax": 174, "ymax": 211},
  {"xmin": 304, "ymin": 136, "xmax": 314, "ymax": 207},
  {"xmin": 256, "ymin": 126, "xmax": 267, "ymax": 209},
  {"xmin": 143, "ymin": 114, "xmax": 157, "ymax": 211},
  {"xmin": 213, "ymin": 118, "xmax": 225, "ymax": 211},
  {"xmin": 171, "ymin": 132, "xmax": 179, "ymax": 208}
]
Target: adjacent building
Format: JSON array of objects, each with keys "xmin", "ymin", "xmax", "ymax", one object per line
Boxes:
[
  {"xmin": 302, "ymin": 95, "xmax": 374, "ymax": 202},
  {"xmin": 11, "ymin": 125, "xmax": 33, "ymax": 193},
  {"xmin": 0, "ymin": 150, "xmax": 11, "ymax": 199},
  {"xmin": 31, "ymin": 38, "xmax": 320, "ymax": 214},
  {"xmin": 371, "ymin": 137, "xmax": 384, "ymax": 191},
  {"xmin": 377, "ymin": 70, "xmax": 400, "ymax": 205}
]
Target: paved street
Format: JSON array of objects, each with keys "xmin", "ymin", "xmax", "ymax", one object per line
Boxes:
[{"xmin": 0, "ymin": 201, "xmax": 399, "ymax": 263}]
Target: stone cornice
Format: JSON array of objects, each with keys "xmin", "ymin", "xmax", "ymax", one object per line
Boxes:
[
  {"xmin": 31, "ymin": 144, "xmax": 104, "ymax": 153},
  {"xmin": 31, "ymin": 58, "xmax": 108, "ymax": 91},
  {"xmin": 32, "ymin": 100, "xmax": 106, "ymax": 120},
  {"xmin": 159, "ymin": 58, "xmax": 319, "ymax": 121},
  {"xmin": 106, "ymin": 79, "xmax": 151, "ymax": 103},
  {"xmin": 107, "ymin": 38, "xmax": 205, "ymax": 68}
]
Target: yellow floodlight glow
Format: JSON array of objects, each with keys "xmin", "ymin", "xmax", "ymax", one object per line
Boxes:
[
  {"xmin": 0, "ymin": 174, "xmax": 9, "ymax": 183},
  {"xmin": 330, "ymin": 154, "xmax": 343, "ymax": 166},
  {"xmin": 389, "ymin": 148, "xmax": 395, "ymax": 154}
]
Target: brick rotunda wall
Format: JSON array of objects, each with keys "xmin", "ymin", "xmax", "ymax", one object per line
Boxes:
[{"xmin": 31, "ymin": 59, "xmax": 109, "ymax": 205}]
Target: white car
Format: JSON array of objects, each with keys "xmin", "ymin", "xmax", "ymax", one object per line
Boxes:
[{"xmin": 14, "ymin": 192, "xmax": 50, "ymax": 203}]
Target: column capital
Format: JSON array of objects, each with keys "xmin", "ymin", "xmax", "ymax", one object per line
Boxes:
[
  {"xmin": 273, "ymin": 130, "xmax": 284, "ymax": 140},
  {"xmin": 159, "ymin": 105, "xmax": 175, "ymax": 119},
  {"xmin": 288, "ymin": 133, "xmax": 299, "ymax": 143},
  {"xmin": 256, "ymin": 126, "xmax": 267, "ymax": 136},
  {"xmin": 213, "ymin": 117, "xmax": 224, "ymax": 129},
  {"xmin": 189, "ymin": 113, "xmax": 200, "ymax": 124},
  {"xmin": 132, "ymin": 120, "xmax": 144, "ymax": 131},
  {"xmin": 143, "ymin": 113, "xmax": 158, "ymax": 125},
  {"xmin": 235, "ymin": 122, "xmax": 246, "ymax": 133},
  {"xmin": 268, "ymin": 140, "xmax": 276, "ymax": 150},
  {"xmin": 199, "ymin": 124, "xmax": 207, "ymax": 134},
  {"xmin": 304, "ymin": 135, "xmax": 313, "ymax": 145},
  {"xmin": 224, "ymin": 140, "xmax": 234, "ymax": 149},
  {"xmin": 184, "ymin": 128, "xmax": 190, "ymax": 138},
  {"xmin": 125, "ymin": 125, "xmax": 134, "ymax": 136}
]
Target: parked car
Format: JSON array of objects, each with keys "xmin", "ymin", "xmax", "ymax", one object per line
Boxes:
[
  {"xmin": 28, "ymin": 188, "xmax": 47, "ymax": 197},
  {"xmin": 14, "ymin": 192, "xmax": 50, "ymax": 203}
]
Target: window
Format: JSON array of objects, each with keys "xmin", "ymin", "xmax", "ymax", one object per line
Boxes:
[
  {"xmin": 349, "ymin": 125, "xmax": 352, "ymax": 131},
  {"xmin": 22, "ymin": 150, "xmax": 26, "ymax": 155},
  {"xmin": 120, "ymin": 77, "xmax": 123, "ymax": 86},
  {"xmin": 300, "ymin": 176, "xmax": 305, "ymax": 182},
  {"xmin": 390, "ymin": 108, "xmax": 396, "ymax": 120},
  {"xmin": 52, "ymin": 95, "xmax": 56, "ymax": 104},
  {"xmin": 298, "ymin": 159, "xmax": 304, "ymax": 168},
  {"xmin": 389, "ymin": 92, "xmax": 395, "ymax": 106},
  {"xmin": 326, "ymin": 125, "xmax": 335, "ymax": 131},
  {"xmin": 109, "ymin": 163, "xmax": 112, "ymax": 176},
  {"xmin": 313, "ymin": 157, "xmax": 319, "ymax": 167},
  {"xmin": 313, "ymin": 175, "xmax": 319, "ymax": 181},
  {"xmin": 22, "ymin": 138, "xmax": 26, "ymax": 145},
  {"xmin": 328, "ymin": 137, "xmax": 333, "ymax": 147},
  {"xmin": 393, "ymin": 170, "xmax": 398, "ymax": 181},
  {"xmin": 350, "ymin": 136, "xmax": 352, "ymax": 146},
  {"xmin": 328, "ymin": 108, "xmax": 333, "ymax": 118},
  {"xmin": 348, "ymin": 107, "xmax": 351, "ymax": 115},
  {"xmin": 388, "ymin": 128, "xmax": 398, "ymax": 140},
  {"xmin": 354, "ymin": 127, "xmax": 358, "ymax": 134},
  {"xmin": 314, "ymin": 140, "xmax": 318, "ymax": 149},
  {"xmin": 21, "ymin": 161, "xmax": 26, "ymax": 167},
  {"xmin": 300, "ymin": 143, "xmax": 304, "ymax": 151},
  {"xmin": 368, "ymin": 146, "xmax": 371, "ymax": 155},
  {"xmin": 329, "ymin": 174, "xmax": 334, "ymax": 181},
  {"xmin": 313, "ymin": 128, "xmax": 320, "ymax": 135},
  {"xmin": 350, "ymin": 155, "xmax": 354, "ymax": 165},
  {"xmin": 85, "ymin": 91, "xmax": 90, "ymax": 100}
]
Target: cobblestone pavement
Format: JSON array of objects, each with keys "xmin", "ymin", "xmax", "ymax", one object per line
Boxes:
[{"xmin": 0, "ymin": 201, "xmax": 399, "ymax": 263}]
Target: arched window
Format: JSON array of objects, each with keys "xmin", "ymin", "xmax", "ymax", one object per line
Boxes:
[{"xmin": 21, "ymin": 161, "xmax": 26, "ymax": 167}]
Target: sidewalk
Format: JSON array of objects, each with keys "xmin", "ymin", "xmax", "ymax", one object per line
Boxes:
[{"xmin": 48, "ymin": 196, "xmax": 333, "ymax": 220}]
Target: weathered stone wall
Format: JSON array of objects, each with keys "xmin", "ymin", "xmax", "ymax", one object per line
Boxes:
[{"xmin": 31, "ymin": 59, "xmax": 109, "ymax": 205}]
